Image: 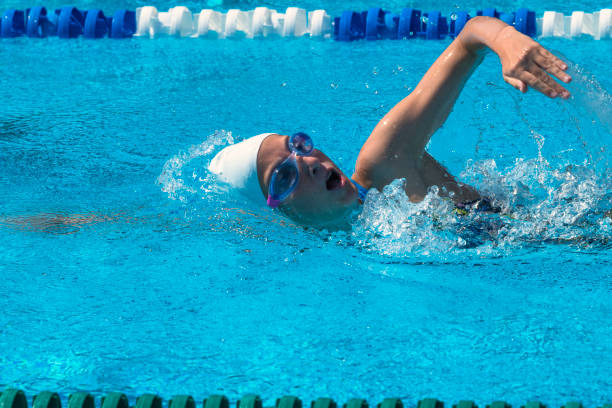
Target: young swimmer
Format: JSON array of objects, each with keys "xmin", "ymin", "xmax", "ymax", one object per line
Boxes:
[{"xmin": 209, "ymin": 16, "xmax": 572, "ymax": 229}]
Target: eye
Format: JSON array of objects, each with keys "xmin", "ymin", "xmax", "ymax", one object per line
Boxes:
[{"xmin": 272, "ymin": 163, "xmax": 298, "ymax": 192}]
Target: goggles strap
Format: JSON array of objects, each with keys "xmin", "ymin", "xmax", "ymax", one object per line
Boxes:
[{"xmin": 267, "ymin": 196, "xmax": 281, "ymax": 208}]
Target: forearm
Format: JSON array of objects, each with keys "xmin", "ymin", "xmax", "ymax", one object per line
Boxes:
[
  {"xmin": 403, "ymin": 17, "xmax": 512, "ymax": 152},
  {"xmin": 357, "ymin": 17, "xmax": 499, "ymax": 173},
  {"xmin": 354, "ymin": 16, "xmax": 569, "ymax": 193}
]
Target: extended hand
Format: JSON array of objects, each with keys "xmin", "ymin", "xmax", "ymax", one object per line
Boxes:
[{"xmin": 494, "ymin": 26, "xmax": 572, "ymax": 98}]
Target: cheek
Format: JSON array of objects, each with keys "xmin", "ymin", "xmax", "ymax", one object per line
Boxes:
[
  {"xmin": 287, "ymin": 187, "xmax": 328, "ymax": 215},
  {"xmin": 293, "ymin": 174, "xmax": 325, "ymax": 196}
]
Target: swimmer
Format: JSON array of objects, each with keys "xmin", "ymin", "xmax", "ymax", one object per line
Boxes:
[{"xmin": 210, "ymin": 16, "xmax": 572, "ymax": 229}]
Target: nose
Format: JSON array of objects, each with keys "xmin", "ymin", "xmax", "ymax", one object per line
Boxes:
[{"xmin": 298, "ymin": 155, "xmax": 323, "ymax": 179}]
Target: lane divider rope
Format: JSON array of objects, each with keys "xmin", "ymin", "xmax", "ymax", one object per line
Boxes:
[
  {"xmin": 0, "ymin": 389, "xmax": 611, "ymax": 408},
  {"xmin": 1, "ymin": 6, "xmax": 611, "ymax": 40}
]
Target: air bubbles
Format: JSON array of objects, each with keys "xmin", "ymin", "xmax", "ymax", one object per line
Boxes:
[{"xmin": 351, "ymin": 155, "xmax": 612, "ymax": 259}]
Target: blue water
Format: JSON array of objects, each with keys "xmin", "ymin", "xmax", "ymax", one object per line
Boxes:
[{"xmin": 1, "ymin": 1, "xmax": 611, "ymax": 407}]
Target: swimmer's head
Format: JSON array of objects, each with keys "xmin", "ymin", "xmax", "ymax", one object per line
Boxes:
[{"xmin": 209, "ymin": 133, "xmax": 360, "ymax": 229}]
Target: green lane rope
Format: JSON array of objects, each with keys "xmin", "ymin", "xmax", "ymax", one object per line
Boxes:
[
  {"xmin": 33, "ymin": 393, "xmax": 61, "ymax": 408},
  {"xmin": 135, "ymin": 395, "xmax": 162, "ymax": 408},
  {"xmin": 454, "ymin": 402, "xmax": 476, "ymax": 408},
  {"xmin": 0, "ymin": 388, "xmax": 611, "ymax": 408},
  {"xmin": 237, "ymin": 396, "xmax": 261, "ymax": 408},
  {"xmin": 344, "ymin": 399, "xmax": 368, "ymax": 408},
  {"xmin": 313, "ymin": 398, "xmax": 336, "ymax": 408}
]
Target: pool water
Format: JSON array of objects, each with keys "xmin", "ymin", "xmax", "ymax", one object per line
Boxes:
[{"xmin": 0, "ymin": 0, "xmax": 611, "ymax": 406}]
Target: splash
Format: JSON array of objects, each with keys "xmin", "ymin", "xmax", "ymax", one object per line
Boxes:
[
  {"xmin": 350, "ymin": 61, "xmax": 612, "ymax": 259},
  {"xmin": 157, "ymin": 63, "xmax": 612, "ymax": 259},
  {"xmin": 564, "ymin": 61, "xmax": 612, "ymax": 136},
  {"xmin": 157, "ymin": 130, "xmax": 234, "ymax": 203},
  {"xmin": 351, "ymin": 157, "xmax": 611, "ymax": 260},
  {"xmin": 156, "ymin": 130, "xmax": 288, "ymax": 238}
]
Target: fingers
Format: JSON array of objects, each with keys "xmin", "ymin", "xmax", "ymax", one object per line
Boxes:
[
  {"xmin": 537, "ymin": 67, "xmax": 568, "ymax": 98},
  {"xmin": 504, "ymin": 76, "xmax": 527, "ymax": 93},
  {"xmin": 532, "ymin": 47, "xmax": 572, "ymax": 98},
  {"xmin": 518, "ymin": 68, "xmax": 567, "ymax": 98},
  {"xmin": 534, "ymin": 49, "xmax": 572, "ymax": 84},
  {"xmin": 507, "ymin": 50, "xmax": 568, "ymax": 99},
  {"xmin": 500, "ymin": 37, "xmax": 573, "ymax": 99},
  {"xmin": 537, "ymin": 47, "xmax": 569, "ymax": 72}
]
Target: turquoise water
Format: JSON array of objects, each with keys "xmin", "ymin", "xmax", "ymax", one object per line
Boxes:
[{"xmin": 1, "ymin": 1, "xmax": 611, "ymax": 407}]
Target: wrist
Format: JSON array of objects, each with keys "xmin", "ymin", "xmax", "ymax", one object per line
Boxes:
[
  {"xmin": 459, "ymin": 16, "xmax": 511, "ymax": 55},
  {"xmin": 491, "ymin": 25, "xmax": 518, "ymax": 53},
  {"xmin": 458, "ymin": 17, "xmax": 486, "ymax": 54}
]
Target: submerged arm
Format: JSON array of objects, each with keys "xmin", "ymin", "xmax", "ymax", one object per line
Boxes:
[{"xmin": 352, "ymin": 16, "xmax": 571, "ymax": 197}]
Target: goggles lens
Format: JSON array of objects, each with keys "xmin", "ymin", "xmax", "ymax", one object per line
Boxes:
[
  {"xmin": 288, "ymin": 132, "xmax": 314, "ymax": 156},
  {"xmin": 267, "ymin": 132, "xmax": 314, "ymax": 208}
]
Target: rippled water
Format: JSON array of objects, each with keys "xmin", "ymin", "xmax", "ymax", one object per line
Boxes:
[{"xmin": 0, "ymin": 13, "xmax": 611, "ymax": 408}]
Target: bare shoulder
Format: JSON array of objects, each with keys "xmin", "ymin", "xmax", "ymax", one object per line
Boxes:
[{"xmin": 352, "ymin": 149, "xmax": 428, "ymax": 201}]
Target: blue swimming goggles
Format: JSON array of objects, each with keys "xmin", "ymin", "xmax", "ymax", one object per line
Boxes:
[{"xmin": 267, "ymin": 132, "xmax": 314, "ymax": 208}]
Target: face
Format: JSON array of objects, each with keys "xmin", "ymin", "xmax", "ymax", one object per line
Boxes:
[{"xmin": 256, "ymin": 134, "xmax": 360, "ymax": 229}]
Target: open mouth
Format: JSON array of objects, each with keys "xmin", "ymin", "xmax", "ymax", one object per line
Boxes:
[{"xmin": 326, "ymin": 169, "xmax": 342, "ymax": 190}]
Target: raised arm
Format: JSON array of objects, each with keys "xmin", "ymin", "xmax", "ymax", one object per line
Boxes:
[{"xmin": 352, "ymin": 16, "xmax": 572, "ymax": 197}]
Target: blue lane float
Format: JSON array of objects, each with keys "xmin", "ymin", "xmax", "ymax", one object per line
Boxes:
[
  {"xmin": 83, "ymin": 9, "xmax": 109, "ymax": 38},
  {"xmin": 515, "ymin": 7, "xmax": 536, "ymax": 37},
  {"xmin": 478, "ymin": 8, "xmax": 500, "ymax": 18},
  {"xmin": 398, "ymin": 9, "xmax": 421, "ymax": 39},
  {"xmin": 422, "ymin": 11, "xmax": 449, "ymax": 39},
  {"xmin": 56, "ymin": 6, "xmax": 84, "ymax": 38},
  {"xmin": 110, "ymin": 10, "xmax": 136, "ymax": 38},
  {"xmin": 1, "ymin": 9, "xmax": 26, "ymax": 37},
  {"xmin": 363, "ymin": 8, "xmax": 399, "ymax": 40},
  {"xmin": 365, "ymin": 8, "xmax": 384, "ymax": 40},
  {"xmin": 1, "ymin": 5, "xmax": 135, "ymax": 38},
  {"xmin": 0, "ymin": 5, "xmax": 610, "ymax": 40},
  {"xmin": 26, "ymin": 6, "xmax": 52, "ymax": 37},
  {"xmin": 334, "ymin": 10, "xmax": 364, "ymax": 41},
  {"xmin": 449, "ymin": 11, "xmax": 470, "ymax": 37},
  {"xmin": 333, "ymin": 7, "xmax": 533, "ymax": 41}
]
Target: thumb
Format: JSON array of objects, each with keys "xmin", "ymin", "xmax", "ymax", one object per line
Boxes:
[{"xmin": 504, "ymin": 75, "xmax": 527, "ymax": 93}]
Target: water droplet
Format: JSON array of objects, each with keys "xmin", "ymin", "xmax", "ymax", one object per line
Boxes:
[
  {"xmin": 421, "ymin": 16, "xmax": 429, "ymax": 24},
  {"xmin": 450, "ymin": 13, "xmax": 458, "ymax": 21},
  {"xmin": 281, "ymin": 82, "xmax": 287, "ymax": 87}
]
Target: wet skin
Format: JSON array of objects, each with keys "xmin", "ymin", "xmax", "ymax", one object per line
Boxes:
[
  {"xmin": 255, "ymin": 18, "xmax": 572, "ymax": 228},
  {"xmin": 256, "ymin": 134, "xmax": 360, "ymax": 227}
]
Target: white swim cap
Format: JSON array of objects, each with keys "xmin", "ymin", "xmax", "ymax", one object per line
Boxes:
[{"xmin": 209, "ymin": 133, "xmax": 274, "ymax": 202}]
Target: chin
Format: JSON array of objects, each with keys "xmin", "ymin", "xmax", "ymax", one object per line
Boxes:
[{"xmin": 281, "ymin": 201, "xmax": 360, "ymax": 231}]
